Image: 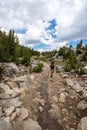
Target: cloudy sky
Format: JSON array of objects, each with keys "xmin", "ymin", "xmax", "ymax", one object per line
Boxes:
[{"xmin": 0, "ymin": 0, "xmax": 87, "ymax": 51}]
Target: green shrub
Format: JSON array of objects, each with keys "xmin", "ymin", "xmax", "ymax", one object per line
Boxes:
[
  {"xmin": 64, "ymin": 62, "xmax": 72, "ymax": 72},
  {"xmin": 21, "ymin": 57, "xmax": 30, "ymax": 66},
  {"xmin": 64, "ymin": 54, "xmax": 80, "ymax": 72},
  {"xmin": 0, "ymin": 66, "xmax": 4, "ymax": 74},
  {"xmin": 32, "ymin": 63, "xmax": 43, "ymax": 73}
]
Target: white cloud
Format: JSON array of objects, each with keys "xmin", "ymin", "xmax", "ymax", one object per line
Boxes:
[{"xmin": 0, "ymin": 0, "xmax": 87, "ymax": 51}]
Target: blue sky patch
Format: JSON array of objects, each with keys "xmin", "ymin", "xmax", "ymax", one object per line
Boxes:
[
  {"xmin": 33, "ymin": 43, "xmax": 49, "ymax": 50},
  {"xmin": 46, "ymin": 19, "xmax": 57, "ymax": 38},
  {"xmin": 44, "ymin": 38, "xmax": 49, "ymax": 41},
  {"xmin": 67, "ymin": 39, "xmax": 87, "ymax": 48},
  {"xmin": 15, "ymin": 29, "xmax": 27, "ymax": 34},
  {"xmin": 83, "ymin": 39, "xmax": 87, "ymax": 44}
]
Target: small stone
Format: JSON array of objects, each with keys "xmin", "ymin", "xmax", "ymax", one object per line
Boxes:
[
  {"xmin": 59, "ymin": 93, "xmax": 66, "ymax": 103},
  {"xmin": 19, "ymin": 108, "xmax": 29, "ymax": 120},
  {"xmin": 0, "ymin": 118, "xmax": 12, "ymax": 130},
  {"xmin": 0, "ymin": 107, "xmax": 2, "ymax": 117},
  {"xmin": 70, "ymin": 128, "xmax": 75, "ymax": 130},
  {"xmin": 83, "ymin": 90, "xmax": 87, "ymax": 98},
  {"xmin": 35, "ymin": 98, "xmax": 45, "ymax": 106},
  {"xmin": 77, "ymin": 117, "xmax": 87, "ymax": 130},
  {"xmin": 38, "ymin": 106, "xmax": 43, "ymax": 112},
  {"xmin": 4, "ymin": 105, "xmax": 15, "ymax": 116},
  {"xmin": 11, "ymin": 90, "xmax": 20, "ymax": 98},
  {"xmin": 77, "ymin": 101, "xmax": 87, "ymax": 110},
  {"xmin": 0, "ymin": 93, "xmax": 10, "ymax": 99},
  {"xmin": 52, "ymin": 96, "xmax": 58, "ymax": 102},
  {"xmin": 6, "ymin": 82, "xmax": 18, "ymax": 89},
  {"xmin": 65, "ymin": 78, "xmax": 74, "ymax": 87},
  {"xmin": 16, "ymin": 108, "xmax": 21, "ymax": 117},
  {"xmin": 63, "ymin": 118, "xmax": 67, "ymax": 122},
  {"xmin": 1, "ymin": 85, "xmax": 10, "ymax": 92},
  {"xmin": 19, "ymin": 88, "xmax": 27, "ymax": 98},
  {"xmin": 10, "ymin": 112, "xmax": 17, "ymax": 121}
]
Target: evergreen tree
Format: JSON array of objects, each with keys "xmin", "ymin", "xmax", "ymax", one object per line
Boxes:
[
  {"xmin": 76, "ymin": 39, "xmax": 83, "ymax": 54},
  {"xmin": 0, "ymin": 29, "xmax": 40, "ymax": 65}
]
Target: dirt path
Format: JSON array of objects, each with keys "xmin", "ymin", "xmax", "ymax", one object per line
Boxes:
[
  {"xmin": 37, "ymin": 72, "xmax": 64, "ymax": 130},
  {"xmin": 22, "ymin": 63, "xmax": 76, "ymax": 130}
]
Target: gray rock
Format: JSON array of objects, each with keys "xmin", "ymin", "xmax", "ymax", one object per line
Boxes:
[
  {"xmin": 83, "ymin": 90, "xmax": 87, "ymax": 98},
  {"xmin": 19, "ymin": 87, "xmax": 28, "ymax": 98},
  {"xmin": 5, "ymin": 89, "xmax": 14, "ymax": 95},
  {"xmin": 0, "ymin": 83, "xmax": 5, "ymax": 88},
  {"xmin": 62, "ymin": 108, "xmax": 68, "ymax": 115},
  {"xmin": 0, "ymin": 107, "xmax": 2, "ymax": 117},
  {"xmin": 15, "ymin": 108, "xmax": 21, "ymax": 116},
  {"xmin": 18, "ymin": 108, "xmax": 29, "ymax": 120},
  {"xmin": 77, "ymin": 117, "xmax": 87, "ymax": 130},
  {"xmin": 0, "ymin": 83, "xmax": 5, "ymax": 93},
  {"xmin": 6, "ymin": 81, "xmax": 18, "ymax": 89},
  {"xmin": 29, "ymin": 74, "xmax": 35, "ymax": 80},
  {"xmin": 73, "ymin": 84, "xmax": 83, "ymax": 92},
  {"xmin": 0, "ymin": 88, "xmax": 4, "ymax": 94},
  {"xmin": 4, "ymin": 105, "xmax": 15, "ymax": 116},
  {"xmin": 0, "ymin": 97, "xmax": 23, "ymax": 108},
  {"xmin": 19, "ymin": 81, "xmax": 29, "ymax": 89},
  {"xmin": 38, "ymin": 106, "xmax": 43, "ymax": 112},
  {"xmin": 13, "ymin": 75, "xmax": 28, "ymax": 82},
  {"xmin": 77, "ymin": 101, "xmax": 87, "ymax": 110},
  {"xmin": 1, "ymin": 84, "xmax": 10, "ymax": 93},
  {"xmin": 52, "ymin": 96, "xmax": 58, "ymax": 103},
  {"xmin": 62, "ymin": 74, "xmax": 69, "ymax": 78},
  {"xmin": 0, "ymin": 93, "xmax": 10, "ymax": 99},
  {"xmin": 6, "ymin": 62, "xmax": 19, "ymax": 73},
  {"xmin": 8, "ymin": 97, "xmax": 23, "ymax": 108},
  {"xmin": 13, "ymin": 119, "xmax": 42, "ymax": 130},
  {"xmin": 11, "ymin": 89, "xmax": 20, "ymax": 98},
  {"xmin": 0, "ymin": 120, "xmax": 12, "ymax": 130},
  {"xmin": 23, "ymin": 119, "xmax": 42, "ymax": 130},
  {"xmin": 65, "ymin": 78, "xmax": 74, "ymax": 87},
  {"xmin": 70, "ymin": 128, "xmax": 75, "ymax": 130},
  {"xmin": 10, "ymin": 112, "xmax": 17, "ymax": 121},
  {"xmin": 81, "ymin": 74, "xmax": 87, "ymax": 78},
  {"xmin": 59, "ymin": 93, "xmax": 67, "ymax": 103}
]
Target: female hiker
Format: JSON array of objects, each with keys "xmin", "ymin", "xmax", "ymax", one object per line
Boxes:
[{"xmin": 50, "ymin": 61, "xmax": 55, "ymax": 77}]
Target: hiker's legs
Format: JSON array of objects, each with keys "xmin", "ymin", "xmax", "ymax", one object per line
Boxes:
[
  {"xmin": 51, "ymin": 72, "xmax": 52, "ymax": 77},
  {"xmin": 51, "ymin": 70, "xmax": 54, "ymax": 77}
]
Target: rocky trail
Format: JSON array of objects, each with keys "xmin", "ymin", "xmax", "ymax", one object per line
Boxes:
[
  {"xmin": 37, "ymin": 73, "xmax": 63, "ymax": 130},
  {"xmin": 0, "ymin": 62, "xmax": 87, "ymax": 130}
]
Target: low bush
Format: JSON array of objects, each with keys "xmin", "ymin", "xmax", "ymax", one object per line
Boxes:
[
  {"xmin": 64, "ymin": 62, "xmax": 72, "ymax": 72},
  {"xmin": 0, "ymin": 66, "xmax": 4, "ymax": 74},
  {"xmin": 31, "ymin": 63, "xmax": 43, "ymax": 73}
]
